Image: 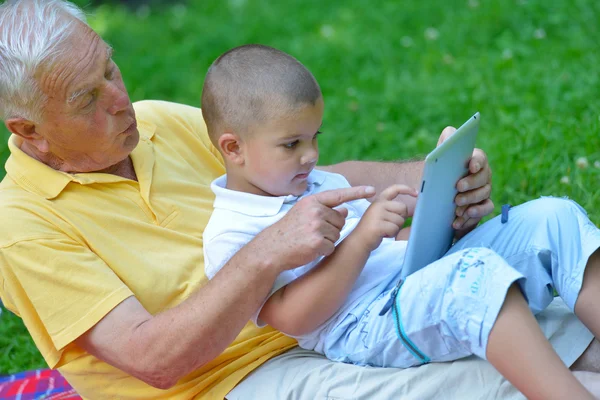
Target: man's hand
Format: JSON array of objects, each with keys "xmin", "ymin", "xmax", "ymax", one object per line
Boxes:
[
  {"xmin": 437, "ymin": 126, "xmax": 494, "ymax": 237},
  {"xmin": 353, "ymin": 184, "xmax": 418, "ymax": 251},
  {"xmin": 262, "ymin": 185, "xmax": 376, "ymax": 271}
]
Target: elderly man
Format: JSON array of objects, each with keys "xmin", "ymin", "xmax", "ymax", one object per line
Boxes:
[{"xmin": 1, "ymin": 1, "xmax": 600, "ymax": 399}]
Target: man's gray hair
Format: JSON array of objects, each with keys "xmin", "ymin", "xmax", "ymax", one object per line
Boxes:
[{"xmin": 0, "ymin": 0, "xmax": 87, "ymax": 123}]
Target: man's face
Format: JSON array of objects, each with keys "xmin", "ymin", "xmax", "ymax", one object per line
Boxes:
[
  {"xmin": 240, "ymin": 97, "xmax": 324, "ymax": 197},
  {"xmin": 34, "ymin": 23, "xmax": 139, "ymax": 173}
]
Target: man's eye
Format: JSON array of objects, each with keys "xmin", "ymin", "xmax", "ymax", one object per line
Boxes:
[
  {"xmin": 105, "ymin": 68, "xmax": 115, "ymax": 80},
  {"xmin": 84, "ymin": 92, "xmax": 97, "ymax": 108},
  {"xmin": 284, "ymin": 140, "xmax": 299, "ymax": 149}
]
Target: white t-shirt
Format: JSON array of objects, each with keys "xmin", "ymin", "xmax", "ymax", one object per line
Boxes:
[{"xmin": 203, "ymin": 169, "xmax": 407, "ymax": 351}]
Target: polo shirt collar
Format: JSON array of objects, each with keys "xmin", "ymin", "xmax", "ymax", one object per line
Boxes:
[
  {"xmin": 212, "ymin": 170, "xmax": 326, "ymax": 217},
  {"xmin": 4, "ymin": 119, "xmax": 156, "ymax": 200}
]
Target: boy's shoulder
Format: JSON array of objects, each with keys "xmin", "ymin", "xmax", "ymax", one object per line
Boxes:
[{"xmin": 310, "ymin": 169, "xmax": 351, "ymax": 191}]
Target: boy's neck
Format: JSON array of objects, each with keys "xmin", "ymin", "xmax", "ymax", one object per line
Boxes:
[{"xmin": 225, "ymin": 171, "xmax": 274, "ymax": 197}]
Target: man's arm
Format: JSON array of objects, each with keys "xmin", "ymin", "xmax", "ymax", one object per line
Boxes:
[
  {"xmin": 318, "ymin": 160, "xmax": 423, "ymax": 215},
  {"xmin": 321, "ymin": 144, "xmax": 493, "ymax": 237},
  {"xmin": 77, "ymin": 245, "xmax": 279, "ymax": 389},
  {"xmin": 75, "ymin": 186, "xmax": 375, "ymax": 390}
]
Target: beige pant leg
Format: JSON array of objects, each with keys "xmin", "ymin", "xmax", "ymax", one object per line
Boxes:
[{"xmin": 225, "ymin": 298, "xmax": 592, "ymax": 400}]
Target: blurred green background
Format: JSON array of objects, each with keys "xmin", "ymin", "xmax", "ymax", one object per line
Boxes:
[{"xmin": 1, "ymin": 0, "xmax": 600, "ymax": 373}]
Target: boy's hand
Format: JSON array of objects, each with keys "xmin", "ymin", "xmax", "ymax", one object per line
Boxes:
[{"xmin": 353, "ymin": 184, "xmax": 418, "ymax": 252}]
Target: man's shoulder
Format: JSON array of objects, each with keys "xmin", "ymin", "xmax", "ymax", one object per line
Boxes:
[
  {"xmin": 133, "ymin": 100, "xmax": 202, "ymax": 120},
  {"xmin": 132, "ymin": 100, "xmax": 217, "ymax": 154},
  {"xmin": 0, "ymin": 182, "xmax": 61, "ymax": 247}
]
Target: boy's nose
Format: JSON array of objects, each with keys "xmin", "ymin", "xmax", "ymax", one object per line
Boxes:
[{"xmin": 301, "ymin": 149, "xmax": 318, "ymax": 165}]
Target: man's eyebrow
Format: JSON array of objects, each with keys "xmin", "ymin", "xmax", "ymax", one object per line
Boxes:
[
  {"xmin": 67, "ymin": 87, "xmax": 91, "ymax": 104},
  {"xmin": 106, "ymin": 46, "xmax": 114, "ymax": 62},
  {"xmin": 66, "ymin": 46, "xmax": 114, "ymax": 105}
]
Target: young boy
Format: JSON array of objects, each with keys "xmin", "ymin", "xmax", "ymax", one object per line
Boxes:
[{"xmin": 201, "ymin": 44, "xmax": 600, "ymax": 399}]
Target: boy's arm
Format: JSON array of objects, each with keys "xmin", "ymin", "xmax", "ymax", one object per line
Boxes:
[
  {"xmin": 259, "ymin": 230, "xmax": 371, "ymax": 336},
  {"xmin": 259, "ymin": 185, "xmax": 416, "ymax": 336}
]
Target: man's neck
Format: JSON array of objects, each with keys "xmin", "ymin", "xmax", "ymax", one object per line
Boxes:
[
  {"xmin": 20, "ymin": 141, "xmax": 138, "ymax": 181},
  {"xmin": 97, "ymin": 157, "xmax": 138, "ymax": 181}
]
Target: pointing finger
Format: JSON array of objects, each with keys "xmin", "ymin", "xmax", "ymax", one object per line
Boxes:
[{"xmin": 314, "ymin": 186, "xmax": 376, "ymax": 208}]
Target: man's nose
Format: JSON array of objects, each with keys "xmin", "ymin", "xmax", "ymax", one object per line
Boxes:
[{"xmin": 107, "ymin": 86, "xmax": 130, "ymax": 115}]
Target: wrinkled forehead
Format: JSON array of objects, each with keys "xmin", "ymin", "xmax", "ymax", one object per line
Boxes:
[{"xmin": 37, "ymin": 23, "xmax": 110, "ymax": 102}]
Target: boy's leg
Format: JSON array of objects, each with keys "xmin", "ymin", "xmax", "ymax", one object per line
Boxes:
[
  {"xmin": 449, "ymin": 197, "xmax": 600, "ymax": 314},
  {"xmin": 395, "ymin": 247, "xmax": 592, "ymax": 399},
  {"xmin": 227, "ymin": 251, "xmax": 596, "ymax": 400},
  {"xmin": 488, "ymin": 284, "xmax": 594, "ymax": 399},
  {"xmin": 574, "ymin": 249, "xmax": 600, "ymax": 339}
]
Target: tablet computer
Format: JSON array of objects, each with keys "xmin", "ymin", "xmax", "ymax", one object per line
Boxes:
[{"xmin": 400, "ymin": 112, "xmax": 480, "ymax": 279}]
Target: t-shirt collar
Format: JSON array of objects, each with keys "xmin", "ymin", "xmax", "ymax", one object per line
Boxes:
[
  {"xmin": 3, "ymin": 119, "xmax": 156, "ymax": 200},
  {"xmin": 211, "ymin": 170, "xmax": 327, "ymax": 217}
]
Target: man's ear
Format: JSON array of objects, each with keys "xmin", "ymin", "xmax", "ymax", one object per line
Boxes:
[
  {"xmin": 218, "ymin": 133, "xmax": 245, "ymax": 165},
  {"xmin": 5, "ymin": 118, "xmax": 50, "ymax": 153}
]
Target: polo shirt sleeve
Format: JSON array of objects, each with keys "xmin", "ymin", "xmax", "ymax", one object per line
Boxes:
[{"xmin": 0, "ymin": 235, "xmax": 133, "ymax": 366}]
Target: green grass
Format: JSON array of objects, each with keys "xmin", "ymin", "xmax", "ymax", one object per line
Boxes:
[
  {"xmin": 0, "ymin": 308, "xmax": 47, "ymax": 374},
  {"xmin": 1, "ymin": 0, "xmax": 600, "ymax": 373}
]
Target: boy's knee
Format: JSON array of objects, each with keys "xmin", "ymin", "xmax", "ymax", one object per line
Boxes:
[
  {"xmin": 451, "ymin": 248, "xmax": 519, "ymax": 291},
  {"xmin": 521, "ymin": 197, "xmax": 585, "ymax": 225}
]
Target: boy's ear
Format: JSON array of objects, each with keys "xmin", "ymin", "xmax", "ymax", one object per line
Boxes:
[
  {"xmin": 218, "ymin": 133, "xmax": 245, "ymax": 165},
  {"xmin": 5, "ymin": 118, "xmax": 50, "ymax": 153}
]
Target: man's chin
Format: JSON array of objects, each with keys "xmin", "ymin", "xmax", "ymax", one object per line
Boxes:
[{"xmin": 123, "ymin": 128, "xmax": 140, "ymax": 149}]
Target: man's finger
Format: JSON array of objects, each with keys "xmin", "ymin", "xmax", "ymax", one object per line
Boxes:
[
  {"xmin": 454, "ymin": 216, "xmax": 481, "ymax": 239},
  {"xmin": 323, "ymin": 207, "xmax": 348, "ymax": 230},
  {"xmin": 469, "ymin": 148, "xmax": 488, "ymax": 174},
  {"xmin": 456, "ymin": 166, "xmax": 491, "ymax": 192},
  {"xmin": 314, "ymin": 186, "xmax": 376, "ymax": 208},
  {"xmin": 455, "ymin": 204, "xmax": 468, "ymax": 217},
  {"xmin": 437, "ymin": 126, "xmax": 457, "ymax": 146},
  {"xmin": 318, "ymin": 240, "xmax": 336, "ymax": 258},
  {"xmin": 457, "ymin": 149, "xmax": 491, "ymax": 192},
  {"xmin": 321, "ymin": 224, "xmax": 341, "ymax": 244},
  {"xmin": 453, "ymin": 214, "xmax": 471, "ymax": 230},
  {"xmin": 465, "ymin": 199, "xmax": 495, "ymax": 219},
  {"xmin": 455, "ymin": 184, "xmax": 492, "ymax": 207},
  {"xmin": 380, "ymin": 184, "xmax": 418, "ymax": 202},
  {"xmin": 333, "ymin": 206, "xmax": 349, "ymax": 219},
  {"xmin": 456, "ymin": 216, "xmax": 480, "ymax": 232}
]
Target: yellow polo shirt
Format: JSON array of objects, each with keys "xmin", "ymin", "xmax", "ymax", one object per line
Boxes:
[{"xmin": 0, "ymin": 100, "xmax": 296, "ymax": 399}]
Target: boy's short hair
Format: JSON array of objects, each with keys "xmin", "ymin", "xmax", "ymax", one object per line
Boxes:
[{"xmin": 201, "ymin": 44, "xmax": 322, "ymax": 146}]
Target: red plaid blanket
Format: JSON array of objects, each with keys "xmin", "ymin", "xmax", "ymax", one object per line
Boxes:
[{"xmin": 0, "ymin": 369, "xmax": 81, "ymax": 400}]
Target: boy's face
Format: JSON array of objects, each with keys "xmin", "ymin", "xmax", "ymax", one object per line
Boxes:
[{"xmin": 241, "ymin": 97, "xmax": 324, "ymax": 197}]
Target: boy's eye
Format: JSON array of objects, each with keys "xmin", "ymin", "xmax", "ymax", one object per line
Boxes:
[
  {"xmin": 314, "ymin": 130, "xmax": 323, "ymax": 139},
  {"xmin": 284, "ymin": 140, "xmax": 299, "ymax": 149}
]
